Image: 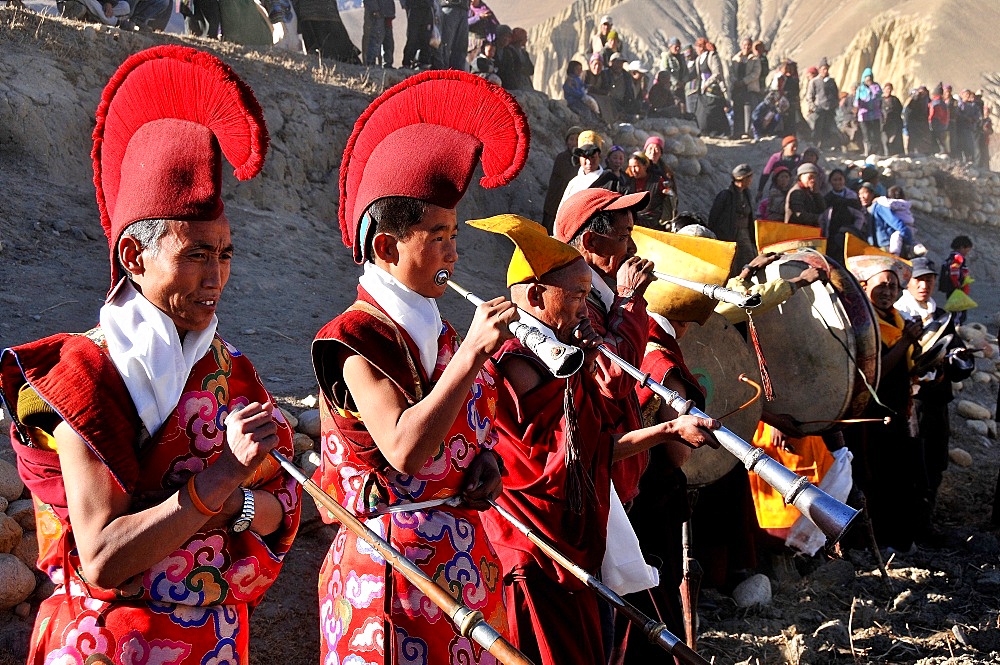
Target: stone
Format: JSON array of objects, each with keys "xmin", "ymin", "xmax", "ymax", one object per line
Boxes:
[
  {"xmin": 0, "ymin": 553, "xmax": 35, "ymax": 609},
  {"xmin": 956, "ymin": 400, "xmax": 991, "ymax": 420},
  {"xmin": 293, "ymin": 432, "xmax": 316, "ymax": 454},
  {"xmin": 973, "ymin": 371, "xmax": 993, "ymax": 384},
  {"xmin": 0, "ymin": 513, "xmax": 22, "ymax": 553},
  {"xmin": 732, "ymin": 573, "xmax": 772, "ymax": 607},
  {"xmin": 949, "ymin": 448, "xmax": 973, "ymax": 467},
  {"xmin": 12, "ymin": 531, "xmax": 37, "ymax": 568},
  {"xmin": 13, "ymin": 601, "xmax": 30, "ymax": 618},
  {"xmin": 850, "ymin": 597, "xmax": 876, "ymax": 628},
  {"xmin": 809, "ymin": 558, "xmax": 856, "ymax": 589},
  {"xmin": 967, "ymin": 420, "xmax": 989, "ymax": 436},
  {"xmin": 279, "ymin": 407, "xmax": 299, "ymax": 431},
  {"xmin": 297, "ymin": 409, "xmax": 321, "ymax": 437},
  {"xmin": 952, "ymin": 381, "xmax": 964, "ymax": 392},
  {"xmin": 0, "ymin": 496, "xmax": 7, "ymax": 514},
  {"xmin": 298, "ymin": 450, "xmax": 321, "ymax": 478},
  {"xmin": 988, "ymin": 420, "xmax": 997, "ymax": 439},
  {"xmin": 5, "ymin": 498, "xmax": 34, "ymax": 530},
  {"xmin": 812, "ymin": 618, "xmax": 850, "ymax": 647},
  {"xmin": 300, "ymin": 394, "xmax": 318, "ymax": 409},
  {"xmin": 0, "ymin": 459, "xmax": 24, "ymax": 501}
]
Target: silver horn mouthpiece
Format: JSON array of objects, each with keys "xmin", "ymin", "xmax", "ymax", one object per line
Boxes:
[{"xmin": 434, "ymin": 269, "xmax": 451, "ymax": 286}]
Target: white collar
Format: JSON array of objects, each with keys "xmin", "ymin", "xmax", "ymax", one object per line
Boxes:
[
  {"xmin": 100, "ymin": 280, "xmax": 217, "ymax": 436},
  {"xmin": 590, "ymin": 266, "xmax": 617, "ymax": 313},
  {"xmin": 648, "ymin": 312, "xmax": 677, "ymax": 339},
  {"xmin": 359, "ymin": 262, "xmax": 443, "ymax": 378}
]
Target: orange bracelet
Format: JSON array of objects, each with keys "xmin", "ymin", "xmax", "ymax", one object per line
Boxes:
[{"xmin": 186, "ymin": 476, "xmax": 222, "ymax": 516}]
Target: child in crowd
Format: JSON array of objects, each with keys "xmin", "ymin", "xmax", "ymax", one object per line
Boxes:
[
  {"xmin": 563, "ymin": 60, "xmax": 601, "ymax": 122},
  {"xmin": 943, "ymin": 235, "xmax": 975, "ymax": 324}
]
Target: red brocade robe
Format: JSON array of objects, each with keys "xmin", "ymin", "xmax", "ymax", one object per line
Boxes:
[
  {"xmin": 587, "ymin": 287, "xmax": 649, "ymax": 505},
  {"xmin": 311, "ymin": 289, "xmax": 507, "ymax": 665},
  {"xmin": 0, "ymin": 328, "xmax": 302, "ymax": 665},
  {"xmin": 480, "ymin": 338, "xmax": 615, "ymax": 665}
]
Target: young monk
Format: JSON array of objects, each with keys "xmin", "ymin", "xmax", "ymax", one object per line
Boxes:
[{"xmin": 310, "ymin": 71, "xmax": 530, "ymax": 663}]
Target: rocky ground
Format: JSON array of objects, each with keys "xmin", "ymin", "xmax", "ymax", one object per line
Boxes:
[{"xmin": 1, "ymin": 8, "xmax": 1000, "ymax": 665}]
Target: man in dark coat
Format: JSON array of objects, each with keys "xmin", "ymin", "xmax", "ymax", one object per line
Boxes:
[
  {"xmin": 881, "ymin": 82, "xmax": 905, "ymax": 156},
  {"xmin": 708, "ymin": 163, "xmax": 756, "ymax": 274},
  {"xmin": 542, "ymin": 126, "xmax": 584, "ymax": 231},
  {"xmin": 784, "ymin": 162, "xmax": 826, "ymax": 227}
]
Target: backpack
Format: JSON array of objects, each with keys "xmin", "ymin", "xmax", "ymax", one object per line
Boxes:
[{"xmin": 939, "ymin": 253, "xmax": 956, "ymax": 295}]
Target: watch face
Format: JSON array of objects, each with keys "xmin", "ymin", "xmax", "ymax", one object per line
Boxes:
[{"xmin": 232, "ymin": 518, "xmax": 251, "ymax": 533}]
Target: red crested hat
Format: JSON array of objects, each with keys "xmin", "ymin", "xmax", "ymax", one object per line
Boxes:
[
  {"xmin": 92, "ymin": 45, "xmax": 268, "ymax": 290},
  {"xmin": 339, "ymin": 70, "xmax": 530, "ymax": 264}
]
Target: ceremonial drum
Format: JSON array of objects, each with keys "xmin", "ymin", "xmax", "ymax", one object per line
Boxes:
[
  {"xmin": 677, "ymin": 313, "xmax": 764, "ymax": 486},
  {"xmin": 748, "ymin": 250, "xmax": 880, "ymax": 435}
]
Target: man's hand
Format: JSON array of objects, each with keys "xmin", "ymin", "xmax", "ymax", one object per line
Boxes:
[
  {"xmin": 902, "ymin": 318, "xmax": 923, "ymax": 345},
  {"xmin": 617, "ymin": 255, "xmax": 655, "ymax": 298},
  {"xmin": 795, "ymin": 265, "xmax": 827, "ymax": 285},
  {"xmin": 462, "ymin": 451, "xmax": 502, "ymax": 511},
  {"xmin": 464, "ymin": 296, "xmax": 519, "ymax": 357},
  {"xmin": 570, "ymin": 318, "xmax": 604, "ymax": 370},
  {"xmin": 665, "ymin": 414, "xmax": 721, "ymax": 449},
  {"xmin": 763, "ymin": 411, "xmax": 807, "ymax": 439},
  {"xmin": 748, "ymin": 252, "xmax": 780, "ymax": 271},
  {"xmin": 221, "ymin": 402, "xmax": 280, "ymax": 481}
]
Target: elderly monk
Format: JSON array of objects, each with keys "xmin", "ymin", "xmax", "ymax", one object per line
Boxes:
[
  {"xmin": 310, "ymin": 71, "xmax": 528, "ymax": 664},
  {"xmin": 471, "ymin": 215, "xmax": 716, "ymax": 665},
  {"xmin": 0, "ymin": 46, "xmax": 301, "ymax": 663},
  {"xmin": 844, "ymin": 253, "xmax": 923, "ymax": 554}
]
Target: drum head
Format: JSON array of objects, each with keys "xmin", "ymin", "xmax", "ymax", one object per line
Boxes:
[
  {"xmin": 677, "ymin": 313, "xmax": 763, "ymax": 486},
  {"xmin": 749, "ymin": 251, "xmax": 879, "ymax": 434}
]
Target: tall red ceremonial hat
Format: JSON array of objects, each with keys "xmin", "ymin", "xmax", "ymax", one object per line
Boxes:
[
  {"xmin": 339, "ymin": 70, "xmax": 530, "ymax": 263},
  {"xmin": 92, "ymin": 45, "xmax": 269, "ymax": 290}
]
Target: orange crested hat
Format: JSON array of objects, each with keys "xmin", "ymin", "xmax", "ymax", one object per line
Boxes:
[
  {"xmin": 754, "ymin": 219, "xmax": 826, "ymax": 254},
  {"xmin": 92, "ymin": 45, "xmax": 268, "ymax": 292},
  {"xmin": 632, "ymin": 225, "xmax": 736, "ymax": 324},
  {"xmin": 339, "ymin": 71, "xmax": 530, "ymax": 264},
  {"xmin": 466, "ymin": 215, "xmax": 582, "ymax": 287}
]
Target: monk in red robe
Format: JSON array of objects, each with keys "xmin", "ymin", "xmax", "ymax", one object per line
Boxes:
[
  {"xmin": 553, "ymin": 187, "xmax": 655, "ymax": 506},
  {"xmin": 469, "ymin": 214, "xmax": 718, "ymax": 665},
  {"xmin": 310, "ymin": 72, "xmax": 530, "ymax": 664},
  {"xmin": 0, "ymin": 46, "xmax": 301, "ymax": 664}
]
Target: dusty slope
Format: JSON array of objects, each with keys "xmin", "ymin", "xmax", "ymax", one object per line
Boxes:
[{"xmin": 2, "ymin": 8, "xmax": 1000, "ymax": 665}]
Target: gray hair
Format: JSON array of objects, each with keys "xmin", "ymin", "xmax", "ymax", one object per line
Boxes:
[{"xmin": 118, "ymin": 218, "xmax": 169, "ymax": 277}]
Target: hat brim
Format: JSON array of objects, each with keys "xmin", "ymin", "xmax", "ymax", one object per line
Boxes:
[
  {"xmin": 606, "ymin": 190, "xmax": 650, "ymax": 211},
  {"xmin": 573, "ymin": 144, "xmax": 601, "ymax": 156}
]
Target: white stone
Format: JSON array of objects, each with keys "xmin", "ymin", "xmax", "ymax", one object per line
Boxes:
[
  {"xmin": 5, "ymin": 498, "xmax": 34, "ymax": 530},
  {"xmin": 0, "ymin": 553, "xmax": 36, "ymax": 609},
  {"xmin": 278, "ymin": 407, "xmax": 299, "ymax": 431},
  {"xmin": 967, "ymin": 420, "xmax": 989, "ymax": 436},
  {"xmin": 949, "ymin": 448, "xmax": 973, "ymax": 467},
  {"xmin": 953, "ymin": 382, "xmax": 964, "ymax": 392},
  {"xmin": 957, "ymin": 400, "xmax": 991, "ymax": 420},
  {"xmin": 298, "ymin": 450, "xmax": 321, "ymax": 478},
  {"xmin": 0, "ymin": 459, "xmax": 24, "ymax": 501},
  {"xmin": 732, "ymin": 573, "xmax": 772, "ymax": 607},
  {"xmin": 300, "ymin": 394, "xmax": 318, "ymax": 408},
  {"xmin": 0, "ymin": 513, "xmax": 22, "ymax": 553},
  {"xmin": 297, "ymin": 409, "xmax": 321, "ymax": 437},
  {"xmin": 973, "ymin": 371, "xmax": 993, "ymax": 384}
]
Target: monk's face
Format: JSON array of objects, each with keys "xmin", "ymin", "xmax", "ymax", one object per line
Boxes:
[
  {"xmin": 863, "ymin": 270, "xmax": 901, "ymax": 313},
  {"xmin": 128, "ymin": 216, "xmax": 233, "ymax": 337},
  {"xmin": 382, "ymin": 204, "xmax": 458, "ymax": 299},
  {"xmin": 584, "ymin": 210, "xmax": 636, "ymax": 276},
  {"xmin": 536, "ymin": 259, "xmax": 593, "ymax": 344}
]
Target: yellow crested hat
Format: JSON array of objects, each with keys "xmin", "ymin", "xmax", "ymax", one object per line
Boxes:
[
  {"xmin": 466, "ymin": 214, "xmax": 582, "ymax": 287},
  {"xmin": 632, "ymin": 225, "xmax": 736, "ymax": 324},
  {"xmin": 843, "ymin": 233, "xmax": 912, "ymax": 284},
  {"xmin": 755, "ymin": 219, "xmax": 827, "ymax": 254}
]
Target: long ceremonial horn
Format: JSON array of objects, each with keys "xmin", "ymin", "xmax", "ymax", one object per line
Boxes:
[
  {"xmin": 270, "ymin": 451, "xmax": 534, "ymax": 665},
  {"xmin": 652, "ymin": 270, "xmax": 762, "ymax": 309},
  {"xmin": 487, "ymin": 499, "xmax": 710, "ymax": 665},
  {"xmin": 595, "ymin": 344, "xmax": 860, "ymax": 544},
  {"xmin": 438, "ymin": 271, "xmax": 584, "ymax": 378},
  {"xmin": 441, "ymin": 281, "xmax": 859, "ymax": 545}
]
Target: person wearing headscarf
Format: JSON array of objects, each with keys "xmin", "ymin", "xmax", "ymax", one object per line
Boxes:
[
  {"xmin": 756, "ymin": 134, "xmax": 800, "ymax": 199},
  {"xmin": 0, "ymin": 46, "xmax": 302, "ymax": 663},
  {"xmin": 854, "ymin": 67, "xmax": 884, "ymax": 155},
  {"xmin": 312, "ymin": 71, "xmax": 529, "ymax": 663},
  {"xmin": 694, "ymin": 38, "xmax": 729, "ymax": 137},
  {"xmin": 647, "ymin": 69, "xmax": 680, "ymax": 117},
  {"xmin": 929, "ymin": 83, "xmax": 951, "ymax": 154},
  {"xmin": 903, "ymin": 86, "xmax": 932, "ymax": 155},
  {"xmin": 624, "ymin": 151, "xmax": 675, "ymax": 227},
  {"xmin": 758, "ymin": 164, "xmax": 792, "ymax": 221}
]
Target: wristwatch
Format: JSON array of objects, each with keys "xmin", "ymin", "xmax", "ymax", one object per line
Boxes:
[{"xmin": 231, "ymin": 488, "xmax": 255, "ymax": 533}]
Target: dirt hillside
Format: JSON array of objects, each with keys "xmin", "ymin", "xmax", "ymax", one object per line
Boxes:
[{"xmin": 2, "ymin": 7, "xmax": 1000, "ymax": 665}]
